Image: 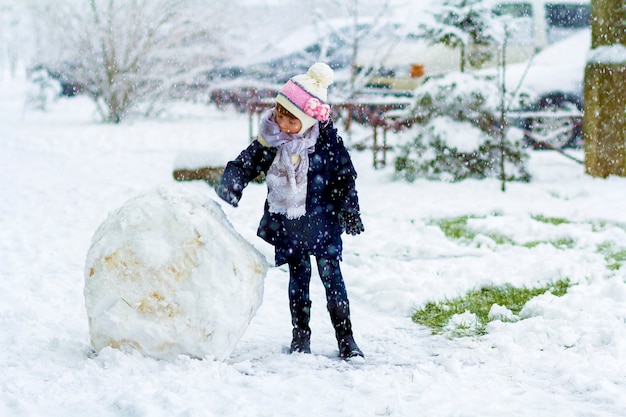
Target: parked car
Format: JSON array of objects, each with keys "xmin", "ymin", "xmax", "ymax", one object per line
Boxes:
[
  {"xmin": 502, "ymin": 28, "xmax": 589, "ymax": 148},
  {"xmin": 207, "ymin": 17, "xmax": 380, "ymax": 87},
  {"xmin": 374, "ymin": 0, "xmax": 590, "ymax": 149},
  {"xmin": 205, "ymin": 17, "xmax": 420, "ymax": 107},
  {"xmin": 365, "ymin": 0, "xmax": 590, "ymax": 90}
]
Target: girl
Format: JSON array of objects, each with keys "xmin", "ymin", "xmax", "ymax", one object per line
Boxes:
[{"xmin": 214, "ymin": 63, "xmax": 364, "ymax": 358}]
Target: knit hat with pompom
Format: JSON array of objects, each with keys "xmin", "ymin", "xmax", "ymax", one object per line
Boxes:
[{"xmin": 276, "ymin": 62, "xmax": 334, "ymax": 134}]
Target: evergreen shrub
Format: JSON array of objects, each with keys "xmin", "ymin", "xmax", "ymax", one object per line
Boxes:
[{"xmin": 395, "ymin": 72, "xmax": 533, "ymax": 182}]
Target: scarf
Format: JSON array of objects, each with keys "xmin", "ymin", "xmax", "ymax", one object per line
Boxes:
[{"xmin": 259, "ymin": 109, "xmax": 319, "ymax": 219}]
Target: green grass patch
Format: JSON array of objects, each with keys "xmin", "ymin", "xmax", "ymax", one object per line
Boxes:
[
  {"xmin": 429, "ymin": 215, "xmax": 481, "ymax": 240},
  {"xmin": 591, "ymin": 220, "xmax": 609, "ymax": 233},
  {"xmin": 591, "ymin": 220, "xmax": 626, "ymax": 233},
  {"xmin": 429, "ymin": 215, "xmax": 514, "ymax": 246},
  {"xmin": 522, "ymin": 237, "xmax": 576, "ymax": 250},
  {"xmin": 522, "ymin": 240, "xmax": 543, "ymax": 249},
  {"xmin": 597, "ymin": 242, "xmax": 626, "ymax": 271},
  {"xmin": 531, "ymin": 214, "xmax": 570, "ymax": 226},
  {"xmin": 412, "ymin": 279, "xmax": 570, "ymax": 337},
  {"xmin": 485, "ymin": 233, "xmax": 515, "ymax": 245},
  {"xmin": 431, "ymin": 214, "xmax": 578, "ymax": 250},
  {"xmin": 551, "ymin": 237, "xmax": 576, "ymax": 249}
]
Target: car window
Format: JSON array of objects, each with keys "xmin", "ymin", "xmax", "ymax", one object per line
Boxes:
[
  {"xmin": 545, "ymin": 4, "xmax": 590, "ymax": 43},
  {"xmin": 492, "ymin": 2, "xmax": 535, "ymax": 45}
]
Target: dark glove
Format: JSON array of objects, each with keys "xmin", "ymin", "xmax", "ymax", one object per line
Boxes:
[
  {"xmin": 340, "ymin": 212, "xmax": 364, "ymax": 236},
  {"xmin": 214, "ymin": 184, "xmax": 240, "ymax": 207}
]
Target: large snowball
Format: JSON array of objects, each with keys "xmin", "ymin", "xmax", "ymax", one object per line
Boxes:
[{"xmin": 84, "ymin": 186, "xmax": 267, "ymax": 361}]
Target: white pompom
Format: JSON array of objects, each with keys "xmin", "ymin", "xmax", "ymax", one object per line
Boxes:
[{"xmin": 307, "ymin": 62, "xmax": 334, "ymax": 87}]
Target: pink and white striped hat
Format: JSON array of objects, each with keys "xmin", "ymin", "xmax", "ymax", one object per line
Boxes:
[{"xmin": 276, "ymin": 62, "xmax": 334, "ymax": 134}]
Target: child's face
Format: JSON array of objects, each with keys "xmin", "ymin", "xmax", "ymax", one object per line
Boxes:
[{"xmin": 275, "ymin": 111, "xmax": 302, "ymax": 134}]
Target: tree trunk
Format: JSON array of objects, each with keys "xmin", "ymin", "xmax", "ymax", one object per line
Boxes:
[
  {"xmin": 584, "ymin": 0, "xmax": 626, "ymax": 177},
  {"xmin": 460, "ymin": 44, "xmax": 466, "ymax": 73}
]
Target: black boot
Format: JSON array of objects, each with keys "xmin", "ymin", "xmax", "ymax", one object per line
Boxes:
[
  {"xmin": 289, "ymin": 301, "xmax": 311, "ymax": 354},
  {"xmin": 328, "ymin": 301, "xmax": 364, "ymax": 359}
]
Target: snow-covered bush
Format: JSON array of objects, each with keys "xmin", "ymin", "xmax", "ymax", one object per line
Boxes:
[
  {"xmin": 394, "ymin": 72, "xmax": 532, "ymax": 182},
  {"xmin": 395, "ymin": 116, "xmax": 531, "ymax": 182},
  {"xmin": 25, "ymin": 68, "xmax": 61, "ymax": 111}
]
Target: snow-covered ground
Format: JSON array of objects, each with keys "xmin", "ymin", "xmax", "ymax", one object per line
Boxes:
[{"xmin": 2, "ymin": 73, "xmax": 626, "ymax": 417}]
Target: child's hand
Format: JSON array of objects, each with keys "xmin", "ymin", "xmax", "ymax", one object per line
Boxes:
[
  {"xmin": 214, "ymin": 184, "xmax": 240, "ymax": 207},
  {"xmin": 340, "ymin": 212, "xmax": 364, "ymax": 235}
]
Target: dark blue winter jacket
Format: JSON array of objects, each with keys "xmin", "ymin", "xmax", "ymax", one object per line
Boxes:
[{"xmin": 217, "ymin": 119, "xmax": 361, "ymax": 265}]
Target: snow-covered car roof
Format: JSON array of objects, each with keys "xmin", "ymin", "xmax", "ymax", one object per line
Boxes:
[
  {"xmin": 505, "ymin": 28, "xmax": 589, "ymax": 100},
  {"xmin": 211, "ymin": 15, "xmax": 426, "ymax": 85}
]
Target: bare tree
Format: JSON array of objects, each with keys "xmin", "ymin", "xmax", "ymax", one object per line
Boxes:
[
  {"xmin": 307, "ymin": 0, "xmax": 408, "ymax": 99},
  {"xmin": 0, "ymin": 0, "xmax": 33, "ymax": 77},
  {"xmin": 584, "ymin": 0, "xmax": 626, "ymax": 177},
  {"xmin": 33, "ymin": 0, "xmax": 234, "ymax": 123}
]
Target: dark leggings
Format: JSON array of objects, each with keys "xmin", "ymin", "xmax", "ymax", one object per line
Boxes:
[{"xmin": 288, "ymin": 256, "xmax": 348, "ymax": 309}]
